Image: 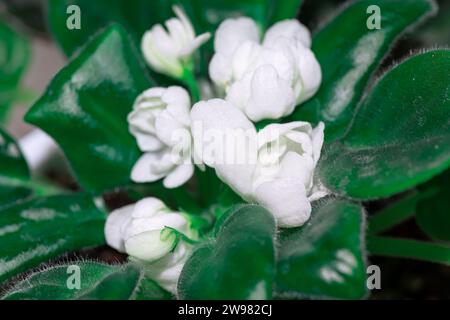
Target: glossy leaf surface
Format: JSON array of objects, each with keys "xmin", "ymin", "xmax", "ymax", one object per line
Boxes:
[{"xmin": 26, "ymin": 25, "xmax": 153, "ymax": 192}]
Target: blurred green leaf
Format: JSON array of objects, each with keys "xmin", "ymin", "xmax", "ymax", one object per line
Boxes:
[
  {"xmin": 320, "ymin": 50, "xmax": 450, "ymax": 199},
  {"xmin": 0, "ymin": 21, "xmax": 30, "ymax": 122},
  {"xmin": 0, "ymin": 194, "xmax": 106, "ymax": 283},
  {"xmin": 0, "ymin": 128, "xmax": 32, "ymax": 208},
  {"xmin": 48, "ymin": 0, "xmax": 167, "ymax": 57},
  {"xmin": 25, "ymin": 25, "xmax": 153, "ymax": 192},
  {"xmin": 1, "ymin": 262, "xmax": 171, "ymax": 300},
  {"xmin": 178, "ymin": 205, "xmax": 276, "ymax": 299},
  {"xmin": 416, "ymin": 169, "xmax": 450, "ymax": 242},
  {"xmin": 275, "ymin": 198, "xmax": 367, "ymax": 299},
  {"xmin": 287, "ymin": 0, "xmax": 436, "ymax": 141}
]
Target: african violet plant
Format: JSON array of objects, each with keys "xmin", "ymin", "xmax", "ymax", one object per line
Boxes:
[{"xmin": 0, "ymin": 0, "xmax": 449, "ymax": 300}]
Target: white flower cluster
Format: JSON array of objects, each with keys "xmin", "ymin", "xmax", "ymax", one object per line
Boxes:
[
  {"xmin": 210, "ymin": 18, "xmax": 321, "ymax": 121},
  {"xmin": 106, "ymin": 6, "xmax": 327, "ymax": 295}
]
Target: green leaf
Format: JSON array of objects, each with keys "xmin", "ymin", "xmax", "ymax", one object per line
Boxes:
[
  {"xmin": 0, "ymin": 128, "xmax": 32, "ymax": 208},
  {"xmin": 416, "ymin": 169, "xmax": 450, "ymax": 242},
  {"xmin": 48, "ymin": 0, "xmax": 165, "ymax": 57},
  {"xmin": 25, "ymin": 25, "xmax": 153, "ymax": 192},
  {"xmin": 178, "ymin": 205, "xmax": 276, "ymax": 300},
  {"xmin": 0, "ymin": 194, "xmax": 106, "ymax": 283},
  {"xmin": 1, "ymin": 262, "xmax": 171, "ymax": 300},
  {"xmin": 0, "ymin": 21, "xmax": 30, "ymax": 122},
  {"xmin": 268, "ymin": 0, "xmax": 302, "ymax": 25},
  {"xmin": 275, "ymin": 198, "xmax": 367, "ymax": 299},
  {"xmin": 286, "ymin": 0, "xmax": 436, "ymax": 142},
  {"xmin": 320, "ymin": 49, "xmax": 450, "ymax": 199}
]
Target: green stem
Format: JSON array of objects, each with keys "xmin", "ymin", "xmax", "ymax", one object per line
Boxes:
[
  {"xmin": 182, "ymin": 66, "xmax": 200, "ymax": 102},
  {"xmin": 368, "ymin": 191, "xmax": 421, "ymax": 234},
  {"xmin": 367, "ymin": 236, "xmax": 450, "ymax": 266}
]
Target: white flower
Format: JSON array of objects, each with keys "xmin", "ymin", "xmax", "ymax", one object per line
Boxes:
[
  {"xmin": 128, "ymin": 86, "xmax": 194, "ymax": 189},
  {"xmin": 191, "ymin": 99, "xmax": 328, "ymax": 227},
  {"xmin": 141, "ymin": 5, "xmax": 210, "ymax": 78},
  {"xmin": 104, "ymin": 197, "xmax": 196, "ymax": 293},
  {"xmin": 209, "ymin": 18, "xmax": 321, "ymax": 122}
]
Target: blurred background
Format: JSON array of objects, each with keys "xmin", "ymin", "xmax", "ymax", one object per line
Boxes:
[{"xmin": 0, "ymin": 0, "xmax": 449, "ymax": 299}]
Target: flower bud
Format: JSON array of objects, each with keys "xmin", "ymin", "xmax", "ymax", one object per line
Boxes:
[
  {"xmin": 142, "ymin": 5, "xmax": 210, "ymax": 78},
  {"xmin": 104, "ymin": 197, "xmax": 196, "ymax": 293}
]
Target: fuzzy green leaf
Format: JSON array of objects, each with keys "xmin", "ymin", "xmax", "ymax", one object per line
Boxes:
[
  {"xmin": 1, "ymin": 262, "xmax": 171, "ymax": 300},
  {"xmin": 275, "ymin": 198, "xmax": 367, "ymax": 299},
  {"xmin": 178, "ymin": 205, "xmax": 276, "ymax": 300},
  {"xmin": 320, "ymin": 50, "xmax": 450, "ymax": 199},
  {"xmin": 0, "ymin": 194, "xmax": 106, "ymax": 283},
  {"xmin": 287, "ymin": 0, "xmax": 436, "ymax": 142}
]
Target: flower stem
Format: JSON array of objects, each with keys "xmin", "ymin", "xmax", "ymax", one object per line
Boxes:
[
  {"xmin": 368, "ymin": 188, "xmax": 437, "ymax": 235},
  {"xmin": 368, "ymin": 191, "xmax": 421, "ymax": 234},
  {"xmin": 367, "ymin": 236, "xmax": 450, "ymax": 265},
  {"xmin": 182, "ymin": 64, "xmax": 200, "ymax": 102}
]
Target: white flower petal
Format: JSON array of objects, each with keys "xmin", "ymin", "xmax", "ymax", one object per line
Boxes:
[
  {"xmin": 246, "ymin": 65, "xmax": 296, "ymax": 121},
  {"xmin": 257, "ymin": 121, "xmax": 312, "ymax": 149},
  {"xmin": 162, "ymin": 86, "xmax": 191, "ymax": 126},
  {"xmin": 214, "ymin": 17, "xmax": 260, "ymax": 57},
  {"xmin": 130, "ymin": 127, "xmax": 165, "ymax": 152},
  {"xmin": 254, "ymin": 178, "xmax": 311, "ymax": 227},
  {"xmin": 226, "ymin": 74, "xmax": 252, "ymax": 113},
  {"xmin": 104, "ymin": 204, "xmax": 134, "ymax": 253},
  {"xmin": 263, "ymin": 19, "xmax": 311, "ymax": 48},
  {"xmin": 131, "ymin": 152, "xmax": 169, "ymax": 183},
  {"xmin": 141, "ymin": 27, "xmax": 183, "ymax": 77},
  {"xmin": 126, "ymin": 213, "xmax": 188, "ymax": 238},
  {"xmin": 125, "ymin": 229, "xmax": 176, "ymax": 262},
  {"xmin": 166, "ymin": 18, "xmax": 188, "ymax": 52},
  {"xmin": 132, "ymin": 197, "xmax": 168, "ymax": 218},
  {"xmin": 173, "ymin": 5, "xmax": 196, "ymax": 40},
  {"xmin": 155, "ymin": 110, "xmax": 184, "ymax": 147},
  {"xmin": 191, "ymin": 99, "xmax": 257, "ymax": 198},
  {"xmin": 231, "ymin": 41, "xmax": 262, "ymax": 80},
  {"xmin": 180, "ymin": 32, "xmax": 211, "ymax": 57},
  {"xmin": 191, "ymin": 99, "xmax": 256, "ymax": 166},
  {"xmin": 278, "ymin": 151, "xmax": 315, "ymax": 187},
  {"xmin": 191, "ymin": 99, "xmax": 255, "ymax": 136},
  {"xmin": 255, "ymin": 47, "xmax": 295, "ymax": 82},
  {"xmin": 163, "ymin": 162, "xmax": 194, "ymax": 189},
  {"xmin": 296, "ymin": 45, "xmax": 322, "ymax": 103},
  {"xmin": 144, "ymin": 241, "xmax": 190, "ymax": 294},
  {"xmin": 311, "ymin": 122, "xmax": 325, "ymax": 166},
  {"xmin": 209, "ymin": 53, "xmax": 233, "ymax": 87}
]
